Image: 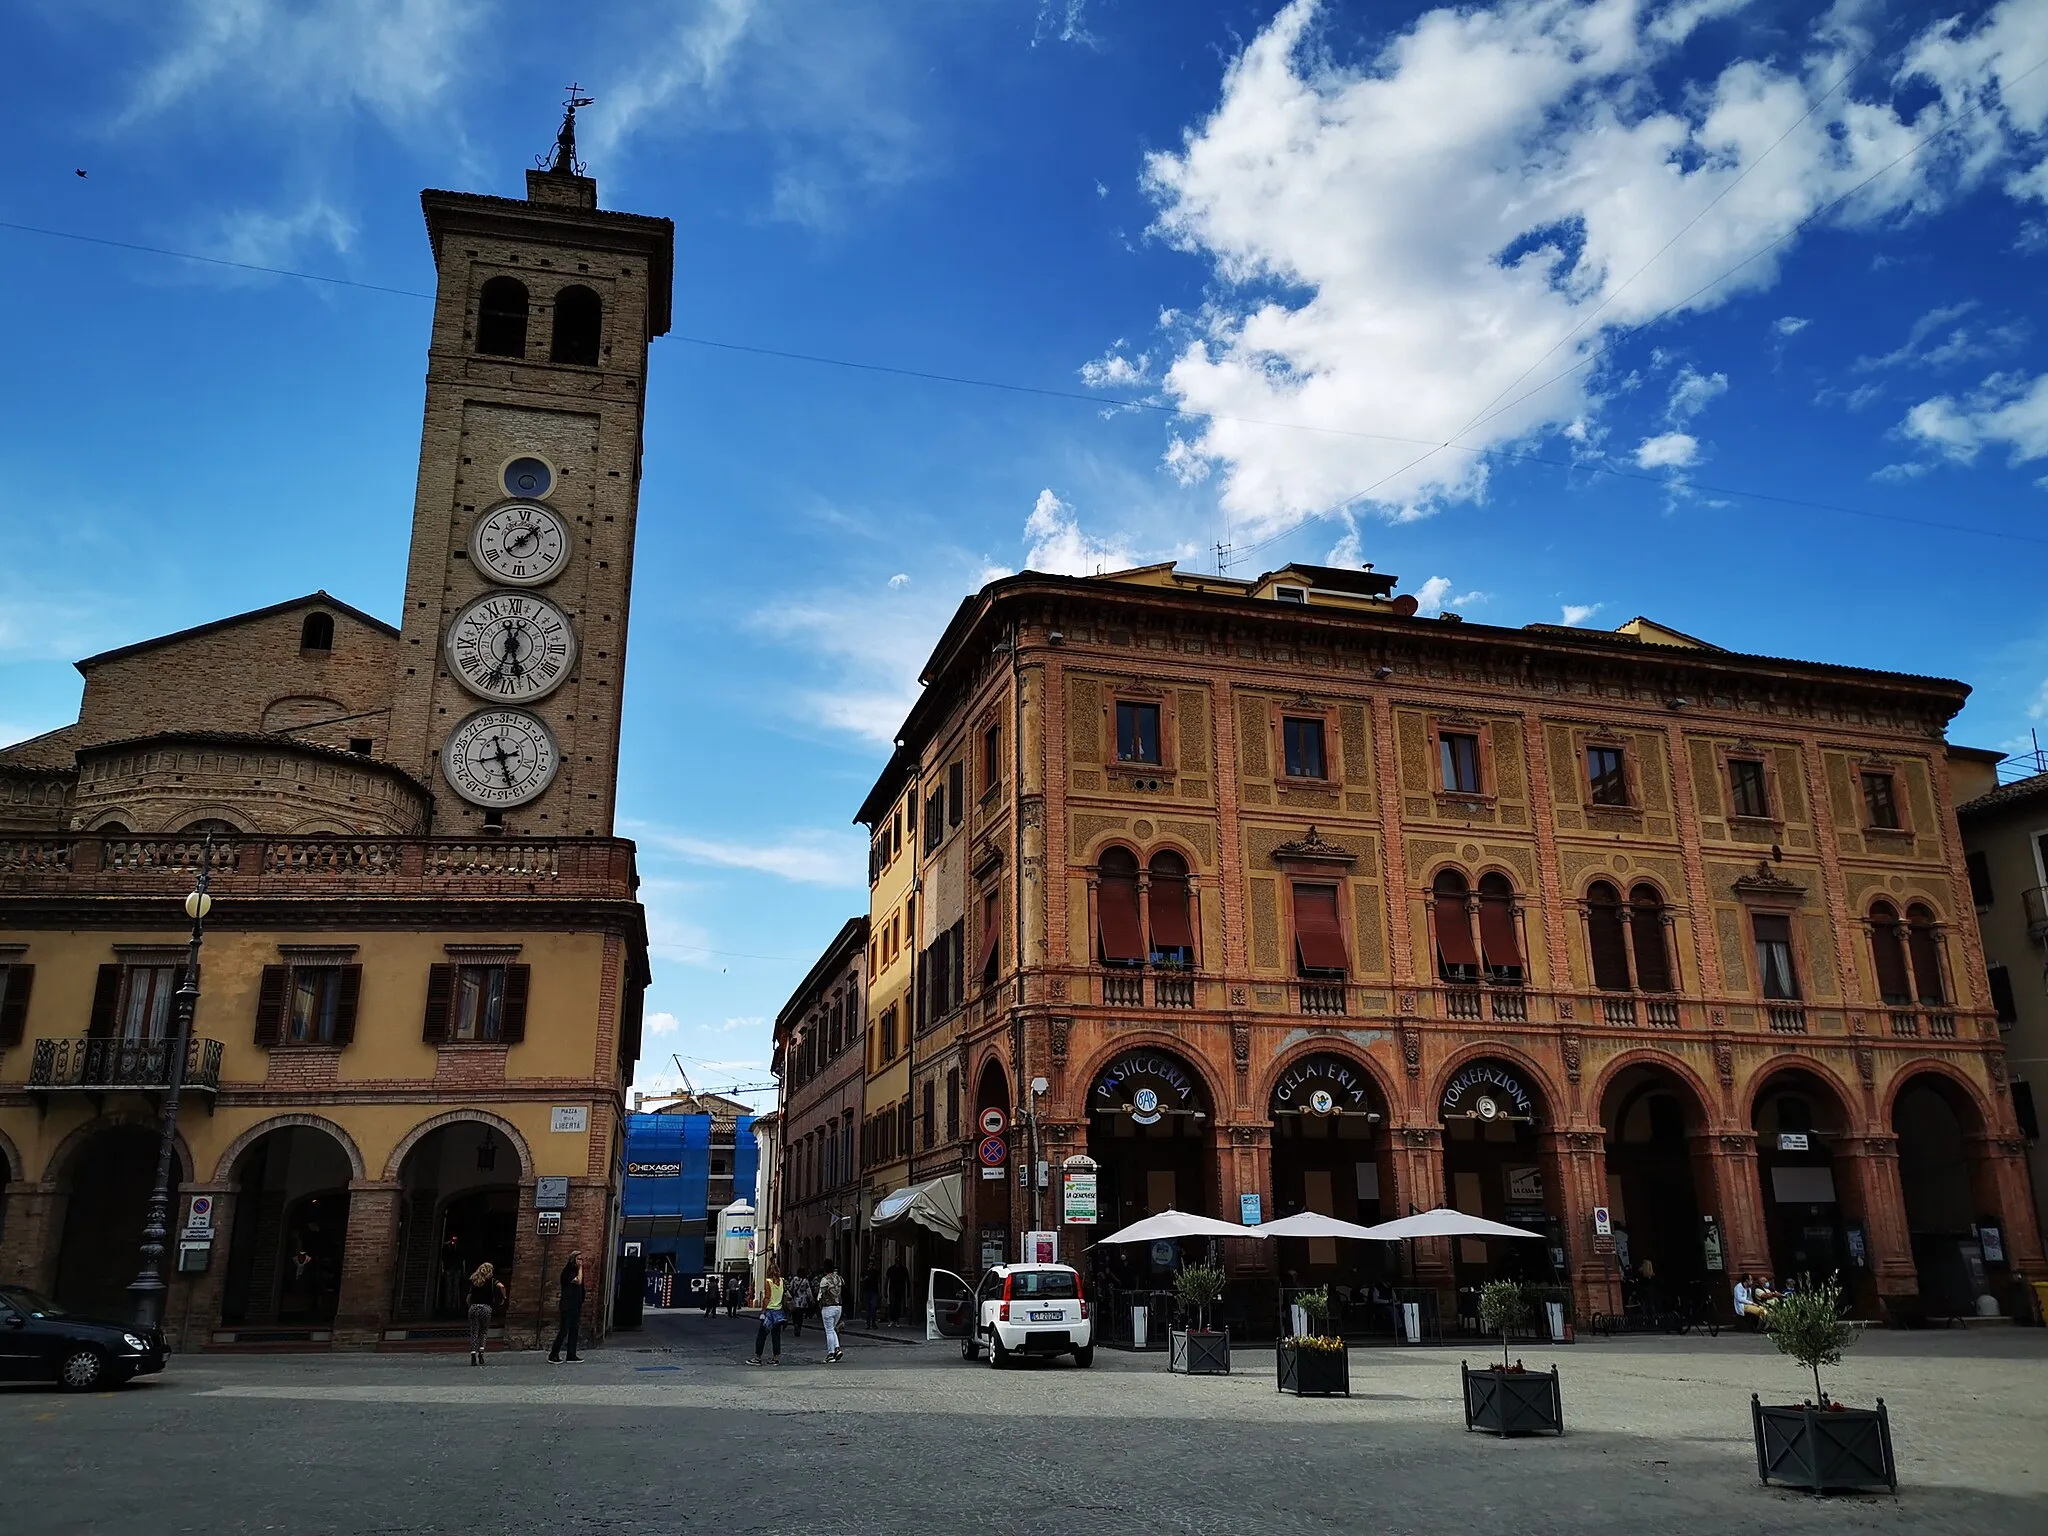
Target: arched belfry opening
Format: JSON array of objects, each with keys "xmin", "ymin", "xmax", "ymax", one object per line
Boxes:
[
  {"xmin": 550, "ymin": 285, "xmax": 602, "ymax": 366},
  {"xmin": 476, "ymin": 276, "xmax": 529, "ymax": 358}
]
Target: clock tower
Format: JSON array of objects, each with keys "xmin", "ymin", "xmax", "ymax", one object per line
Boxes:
[{"xmin": 386, "ymin": 110, "xmax": 674, "ymax": 836}]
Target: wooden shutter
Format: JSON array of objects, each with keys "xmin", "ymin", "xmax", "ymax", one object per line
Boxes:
[
  {"xmin": 1432, "ymin": 891, "xmax": 1480, "ymax": 971},
  {"xmin": 1292, "ymin": 884, "xmax": 1349, "ymax": 973},
  {"xmin": 1476, "ymin": 881, "xmax": 1523, "ymax": 971},
  {"xmin": 422, "ymin": 963, "xmax": 454, "ymax": 1043},
  {"xmin": 1906, "ymin": 914, "xmax": 1945, "ymax": 1006},
  {"xmin": 1587, "ymin": 887, "xmax": 1631, "ymax": 991},
  {"xmin": 333, "ymin": 966, "xmax": 363, "ymax": 1046},
  {"xmin": 1096, "ymin": 876, "xmax": 1145, "ymax": 964},
  {"xmin": 1148, "ymin": 878, "xmax": 1197, "ymax": 952},
  {"xmin": 88, "ymin": 964, "xmax": 123, "ymax": 1038},
  {"xmin": 1627, "ymin": 889, "xmax": 1674, "ymax": 992},
  {"xmin": 254, "ymin": 964, "xmax": 289, "ymax": 1046},
  {"xmin": 500, "ymin": 965, "xmax": 531, "ymax": 1044},
  {"xmin": 977, "ymin": 894, "xmax": 1001, "ymax": 980},
  {"xmin": 1869, "ymin": 910, "xmax": 1912, "ymax": 1004},
  {"xmin": 0, "ymin": 965, "xmax": 32, "ymax": 1048}
]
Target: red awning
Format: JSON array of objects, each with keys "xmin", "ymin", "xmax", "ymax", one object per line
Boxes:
[
  {"xmin": 1097, "ymin": 878, "xmax": 1145, "ymax": 964},
  {"xmin": 1478, "ymin": 892, "xmax": 1523, "ymax": 970},
  {"xmin": 977, "ymin": 895, "xmax": 1002, "ymax": 976},
  {"xmin": 1293, "ymin": 884, "xmax": 1349, "ymax": 973},
  {"xmin": 1149, "ymin": 880, "xmax": 1196, "ymax": 951},
  {"xmin": 1434, "ymin": 897, "xmax": 1480, "ymax": 969}
]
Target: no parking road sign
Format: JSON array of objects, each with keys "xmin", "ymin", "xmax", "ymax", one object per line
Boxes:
[{"xmin": 978, "ymin": 1134, "xmax": 1008, "ymax": 1168}]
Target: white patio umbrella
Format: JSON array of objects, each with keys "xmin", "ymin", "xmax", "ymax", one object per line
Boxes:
[
  {"xmin": 1361, "ymin": 1207, "xmax": 1546, "ymax": 1242},
  {"xmin": 1252, "ymin": 1211, "xmax": 1385, "ymax": 1242},
  {"xmin": 1091, "ymin": 1209, "xmax": 1251, "ymax": 1246}
]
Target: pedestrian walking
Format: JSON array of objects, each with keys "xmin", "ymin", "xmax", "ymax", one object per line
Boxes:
[
  {"xmin": 885, "ymin": 1258, "xmax": 909, "ymax": 1327},
  {"xmin": 466, "ymin": 1261, "xmax": 505, "ymax": 1366},
  {"xmin": 549, "ymin": 1249, "xmax": 587, "ymax": 1362},
  {"xmin": 701, "ymin": 1273, "xmax": 720, "ymax": 1317},
  {"xmin": 746, "ymin": 1265, "xmax": 787, "ymax": 1366},
  {"xmin": 861, "ymin": 1266, "xmax": 880, "ymax": 1329},
  {"xmin": 724, "ymin": 1270, "xmax": 744, "ymax": 1317},
  {"xmin": 787, "ymin": 1269, "xmax": 814, "ymax": 1337},
  {"xmin": 817, "ymin": 1258, "xmax": 846, "ymax": 1363}
]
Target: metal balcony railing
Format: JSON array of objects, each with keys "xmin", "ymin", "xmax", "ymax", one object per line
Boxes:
[{"xmin": 28, "ymin": 1036, "xmax": 224, "ymax": 1094}]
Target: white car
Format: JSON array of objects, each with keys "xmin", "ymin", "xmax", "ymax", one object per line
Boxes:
[{"xmin": 932, "ymin": 1262, "xmax": 1094, "ymax": 1368}]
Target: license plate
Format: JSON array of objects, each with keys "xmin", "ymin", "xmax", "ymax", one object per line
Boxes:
[{"xmin": 1030, "ymin": 1310, "xmax": 1062, "ymax": 1322}]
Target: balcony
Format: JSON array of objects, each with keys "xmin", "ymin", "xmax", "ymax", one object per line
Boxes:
[
  {"xmin": 28, "ymin": 1036, "xmax": 224, "ymax": 1102},
  {"xmin": 1489, "ymin": 988, "xmax": 1528, "ymax": 1023},
  {"xmin": 1299, "ymin": 982, "xmax": 1347, "ymax": 1016},
  {"xmin": 0, "ymin": 834, "xmax": 640, "ymax": 904},
  {"xmin": 1766, "ymin": 1005, "xmax": 1808, "ymax": 1034},
  {"xmin": 2026, "ymin": 885, "xmax": 2048, "ymax": 943},
  {"xmin": 1443, "ymin": 987, "xmax": 1484, "ymax": 1022},
  {"xmin": 1101, "ymin": 972, "xmax": 1144, "ymax": 1009},
  {"xmin": 1643, "ymin": 998, "xmax": 1681, "ymax": 1029},
  {"xmin": 1887, "ymin": 1007, "xmax": 1959, "ymax": 1039},
  {"xmin": 1601, "ymin": 996, "xmax": 1637, "ymax": 1027},
  {"xmin": 1155, "ymin": 974, "xmax": 1197, "ymax": 1009}
]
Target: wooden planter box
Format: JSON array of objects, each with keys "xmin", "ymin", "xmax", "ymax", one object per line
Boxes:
[
  {"xmin": 1169, "ymin": 1329, "xmax": 1231, "ymax": 1375},
  {"xmin": 1461, "ymin": 1362, "xmax": 1564, "ymax": 1437},
  {"xmin": 1752, "ymin": 1397, "xmax": 1897, "ymax": 1494},
  {"xmin": 1276, "ymin": 1340, "xmax": 1349, "ymax": 1397}
]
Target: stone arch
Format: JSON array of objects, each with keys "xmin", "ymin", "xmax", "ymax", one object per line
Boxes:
[
  {"xmin": 1741, "ymin": 1053, "xmax": 1862, "ymax": 1130},
  {"xmin": 41, "ymin": 1112, "xmax": 195, "ymax": 1188},
  {"xmin": 155, "ymin": 802, "xmax": 250, "ymax": 834},
  {"xmin": 1879, "ymin": 1058, "xmax": 1992, "ymax": 1133},
  {"xmin": 0, "ymin": 1123, "xmax": 22, "ymax": 1183},
  {"xmin": 1259, "ymin": 1037, "xmax": 1399, "ymax": 1119},
  {"xmin": 1430, "ymin": 1039, "xmax": 1563, "ymax": 1124},
  {"xmin": 1588, "ymin": 1048, "xmax": 1718, "ymax": 1128},
  {"xmin": 383, "ymin": 1109, "xmax": 535, "ymax": 1182},
  {"xmin": 81, "ymin": 807, "xmax": 138, "ymax": 833},
  {"xmin": 1071, "ymin": 1032, "xmax": 1227, "ymax": 1121},
  {"xmin": 971, "ymin": 1051, "xmax": 1011, "ymax": 1106},
  {"xmin": 213, "ymin": 1113, "xmax": 368, "ymax": 1185},
  {"xmin": 1076, "ymin": 833, "xmax": 1142, "ymax": 869}
]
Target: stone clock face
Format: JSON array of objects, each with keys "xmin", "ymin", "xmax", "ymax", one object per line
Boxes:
[
  {"xmin": 445, "ymin": 591, "xmax": 578, "ymax": 702},
  {"xmin": 441, "ymin": 708, "xmax": 561, "ymax": 807},
  {"xmin": 470, "ymin": 500, "xmax": 570, "ymax": 586}
]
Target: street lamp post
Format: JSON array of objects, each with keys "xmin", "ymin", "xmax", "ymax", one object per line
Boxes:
[{"xmin": 126, "ymin": 838, "xmax": 216, "ymax": 1333}]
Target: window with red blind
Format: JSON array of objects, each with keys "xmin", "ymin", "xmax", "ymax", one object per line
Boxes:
[
  {"xmin": 1096, "ymin": 848, "xmax": 1145, "ymax": 965},
  {"xmin": 978, "ymin": 891, "xmax": 1002, "ymax": 984},
  {"xmin": 1147, "ymin": 851, "xmax": 1196, "ymax": 966},
  {"xmin": 1586, "ymin": 882, "xmax": 1631, "ymax": 991},
  {"xmin": 1432, "ymin": 869, "xmax": 1479, "ymax": 982},
  {"xmin": 1292, "ymin": 883, "xmax": 1348, "ymax": 975},
  {"xmin": 1906, "ymin": 905, "xmax": 1946, "ymax": 1005},
  {"xmin": 1868, "ymin": 901, "xmax": 1913, "ymax": 1005},
  {"xmin": 1476, "ymin": 873, "xmax": 1523, "ymax": 983},
  {"xmin": 1628, "ymin": 884, "xmax": 1674, "ymax": 992}
]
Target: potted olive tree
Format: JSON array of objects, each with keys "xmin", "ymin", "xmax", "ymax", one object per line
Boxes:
[
  {"xmin": 1276, "ymin": 1284, "xmax": 1348, "ymax": 1397},
  {"xmin": 1752, "ymin": 1277, "xmax": 1896, "ymax": 1494},
  {"xmin": 1169, "ymin": 1262, "xmax": 1231, "ymax": 1375},
  {"xmin": 1461, "ymin": 1281, "xmax": 1563, "ymax": 1437}
]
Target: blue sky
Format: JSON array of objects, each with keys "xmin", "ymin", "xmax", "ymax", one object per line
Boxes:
[{"xmin": 7, "ymin": 0, "xmax": 2048, "ymax": 1107}]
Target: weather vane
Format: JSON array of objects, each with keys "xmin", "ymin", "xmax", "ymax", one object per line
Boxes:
[{"xmin": 541, "ymin": 84, "xmax": 595, "ymax": 176}]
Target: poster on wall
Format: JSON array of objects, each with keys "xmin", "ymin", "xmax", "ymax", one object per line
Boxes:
[
  {"xmin": 1024, "ymin": 1230, "xmax": 1059, "ymax": 1265},
  {"xmin": 1063, "ymin": 1171, "xmax": 1098, "ymax": 1225},
  {"xmin": 1505, "ymin": 1166, "xmax": 1543, "ymax": 1203},
  {"xmin": 980, "ymin": 1227, "xmax": 1006, "ymax": 1271}
]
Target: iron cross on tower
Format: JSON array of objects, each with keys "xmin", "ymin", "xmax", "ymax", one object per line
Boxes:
[{"xmin": 545, "ymin": 84, "xmax": 595, "ymax": 176}]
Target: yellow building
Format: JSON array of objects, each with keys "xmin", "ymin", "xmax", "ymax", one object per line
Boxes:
[{"xmin": 0, "ymin": 122, "xmax": 667, "ymax": 1349}]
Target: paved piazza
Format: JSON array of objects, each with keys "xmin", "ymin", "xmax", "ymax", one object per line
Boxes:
[{"xmin": 2, "ymin": 1315, "xmax": 2042, "ymax": 1534}]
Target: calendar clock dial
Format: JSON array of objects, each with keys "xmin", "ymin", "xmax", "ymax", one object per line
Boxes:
[
  {"xmin": 441, "ymin": 708, "xmax": 561, "ymax": 807},
  {"xmin": 445, "ymin": 591, "xmax": 578, "ymax": 702},
  {"xmin": 470, "ymin": 500, "xmax": 570, "ymax": 586}
]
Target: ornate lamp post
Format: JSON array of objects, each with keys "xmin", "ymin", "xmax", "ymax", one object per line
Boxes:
[{"xmin": 126, "ymin": 839, "xmax": 215, "ymax": 1332}]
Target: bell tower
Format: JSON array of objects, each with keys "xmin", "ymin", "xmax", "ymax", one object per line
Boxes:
[{"xmin": 385, "ymin": 98, "xmax": 674, "ymax": 837}]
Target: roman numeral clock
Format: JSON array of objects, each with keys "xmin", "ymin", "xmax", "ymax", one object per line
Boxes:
[{"xmin": 439, "ymin": 456, "xmax": 575, "ymax": 810}]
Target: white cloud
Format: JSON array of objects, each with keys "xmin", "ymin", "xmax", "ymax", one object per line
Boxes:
[
  {"xmin": 646, "ymin": 1011, "xmax": 681, "ymax": 1036},
  {"xmin": 1635, "ymin": 431, "xmax": 1700, "ymax": 469},
  {"xmin": 1665, "ymin": 366, "xmax": 1727, "ymax": 422},
  {"xmin": 1023, "ymin": 489, "xmax": 1141, "ymax": 576},
  {"xmin": 1560, "ymin": 602, "xmax": 1604, "ymax": 625},
  {"xmin": 1080, "ymin": 347, "xmax": 1151, "ymax": 389},
  {"xmin": 887, "ymin": 573, "xmax": 910, "ymax": 588},
  {"xmin": 1035, "ymin": 1, "xmax": 1098, "ymax": 48},
  {"xmin": 201, "ymin": 198, "xmax": 355, "ymax": 279},
  {"xmin": 1773, "ymin": 315, "xmax": 1810, "ymax": 336},
  {"xmin": 638, "ymin": 826, "xmax": 866, "ymax": 887},
  {"xmin": 1134, "ymin": 0, "xmax": 2046, "ymax": 538},
  {"xmin": 1898, "ymin": 371, "xmax": 2048, "ymax": 466},
  {"xmin": 1852, "ymin": 301, "xmax": 2026, "ymax": 374}
]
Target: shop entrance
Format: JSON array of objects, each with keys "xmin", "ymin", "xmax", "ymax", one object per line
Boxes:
[
  {"xmin": 1599, "ymin": 1065, "xmax": 1712, "ymax": 1320},
  {"xmin": 1893, "ymin": 1073, "xmax": 1997, "ymax": 1315},
  {"xmin": 53, "ymin": 1123, "xmax": 173, "ymax": 1318},
  {"xmin": 1086, "ymin": 1046, "xmax": 1216, "ymax": 1289},
  {"xmin": 392, "ymin": 1121, "xmax": 520, "ymax": 1324},
  {"xmin": 1268, "ymin": 1052, "xmax": 1393, "ymax": 1286},
  {"xmin": 1438, "ymin": 1059, "xmax": 1566, "ymax": 1296},
  {"xmin": 1751, "ymin": 1069, "xmax": 1855, "ymax": 1289},
  {"xmin": 221, "ymin": 1125, "xmax": 354, "ymax": 1329}
]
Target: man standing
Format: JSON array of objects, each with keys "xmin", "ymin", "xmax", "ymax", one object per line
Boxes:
[
  {"xmin": 549, "ymin": 1250, "xmax": 587, "ymax": 1363},
  {"xmin": 787, "ymin": 1268, "xmax": 813, "ymax": 1337},
  {"xmin": 885, "ymin": 1256, "xmax": 910, "ymax": 1327},
  {"xmin": 817, "ymin": 1258, "xmax": 845, "ymax": 1363}
]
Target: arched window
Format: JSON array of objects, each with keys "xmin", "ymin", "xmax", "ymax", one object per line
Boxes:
[
  {"xmin": 182, "ymin": 818, "xmax": 237, "ymax": 836},
  {"xmin": 1906, "ymin": 903, "xmax": 1946, "ymax": 1005},
  {"xmin": 477, "ymin": 276, "xmax": 529, "ymax": 357},
  {"xmin": 299, "ymin": 612, "xmax": 334, "ymax": 652},
  {"xmin": 1147, "ymin": 850, "xmax": 1196, "ymax": 968},
  {"xmin": 1586, "ymin": 881, "xmax": 1632, "ymax": 991},
  {"xmin": 1432, "ymin": 869, "xmax": 1478, "ymax": 984},
  {"xmin": 1628, "ymin": 883, "xmax": 1674, "ymax": 992},
  {"xmin": 1868, "ymin": 900, "xmax": 1913, "ymax": 1006},
  {"xmin": 1477, "ymin": 872, "xmax": 1524, "ymax": 984},
  {"xmin": 1096, "ymin": 847, "xmax": 1143, "ymax": 967},
  {"xmin": 550, "ymin": 284, "xmax": 602, "ymax": 366}
]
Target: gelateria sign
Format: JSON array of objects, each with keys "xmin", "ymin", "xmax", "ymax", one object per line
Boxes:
[
  {"xmin": 1270, "ymin": 1053, "xmax": 1374, "ymax": 1117},
  {"xmin": 1439, "ymin": 1061, "xmax": 1537, "ymax": 1123},
  {"xmin": 1095, "ymin": 1051, "xmax": 1202, "ymax": 1127}
]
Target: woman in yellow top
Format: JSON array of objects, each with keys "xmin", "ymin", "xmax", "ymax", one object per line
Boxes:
[{"xmin": 747, "ymin": 1265, "xmax": 787, "ymax": 1366}]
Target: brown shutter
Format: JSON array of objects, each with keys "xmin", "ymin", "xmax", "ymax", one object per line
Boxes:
[
  {"xmin": 0, "ymin": 964, "xmax": 32, "ymax": 1048},
  {"xmin": 1869, "ymin": 908, "xmax": 1911, "ymax": 1004},
  {"xmin": 1148, "ymin": 879, "xmax": 1197, "ymax": 952},
  {"xmin": 254, "ymin": 965, "xmax": 289, "ymax": 1046},
  {"xmin": 500, "ymin": 965, "xmax": 531, "ymax": 1044},
  {"xmin": 977, "ymin": 894, "xmax": 1001, "ymax": 979},
  {"xmin": 422, "ymin": 963, "xmax": 454, "ymax": 1043},
  {"xmin": 88, "ymin": 964, "xmax": 123, "ymax": 1038},
  {"xmin": 1477, "ymin": 885, "xmax": 1523, "ymax": 971},
  {"xmin": 1096, "ymin": 876, "xmax": 1145, "ymax": 964},
  {"xmin": 1627, "ymin": 889, "xmax": 1673, "ymax": 992},
  {"xmin": 333, "ymin": 966, "xmax": 363, "ymax": 1046},
  {"xmin": 1292, "ymin": 883, "xmax": 1349, "ymax": 973},
  {"xmin": 1906, "ymin": 914, "xmax": 1945, "ymax": 1006},
  {"xmin": 1432, "ymin": 894, "xmax": 1480, "ymax": 970},
  {"xmin": 1587, "ymin": 886, "xmax": 1631, "ymax": 991}
]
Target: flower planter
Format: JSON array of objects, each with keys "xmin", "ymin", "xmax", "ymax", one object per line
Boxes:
[
  {"xmin": 1276, "ymin": 1340, "xmax": 1349, "ymax": 1397},
  {"xmin": 1461, "ymin": 1362, "xmax": 1564, "ymax": 1437},
  {"xmin": 1751, "ymin": 1396, "xmax": 1897, "ymax": 1494},
  {"xmin": 1169, "ymin": 1328, "xmax": 1231, "ymax": 1375}
]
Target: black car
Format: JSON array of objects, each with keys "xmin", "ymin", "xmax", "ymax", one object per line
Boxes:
[{"xmin": 0, "ymin": 1286, "xmax": 166, "ymax": 1390}]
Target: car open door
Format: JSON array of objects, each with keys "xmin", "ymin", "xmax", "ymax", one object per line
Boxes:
[{"xmin": 927, "ymin": 1268, "xmax": 973, "ymax": 1343}]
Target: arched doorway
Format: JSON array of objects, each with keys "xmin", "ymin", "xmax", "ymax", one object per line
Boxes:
[
  {"xmin": 1268, "ymin": 1052, "xmax": 1393, "ymax": 1285},
  {"xmin": 1893, "ymin": 1073, "xmax": 1996, "ymax": 1315},
  {"xmin": 1438, "ymin": 1058, "xmax": 1566, "ymax": 1291},
  {"xmin": 392, "ymin": 1121, "xmax": 520, "ymax": 1324},
  {"xmin": 970, "ymin": 1063, "xmax": 1012, "ymax": 1274},
  {"xmin": 53, "ymin": 1123, "xmax": 178, "ymax": 1318},
  {"xmin": 1752, "ymin": 1068, "xmax": 1854, "ymax": 1287},
  {"xmin": 1600, "ymin": 1065, "xmax": 1712, "ymax": 1318},
  {"xmin": 220, "ymin": 1126, "xmax": 354, "ymax": 1331},
  {"xmin": 1087, "ymin": 1045, "xmax": 1216, "ymax": 1288}
]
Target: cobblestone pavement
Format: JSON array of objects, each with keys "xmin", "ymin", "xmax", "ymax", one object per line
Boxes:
[{"xmin": 2, "ymin": 1311, "xmax": 2043, "ymax": 1534}]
